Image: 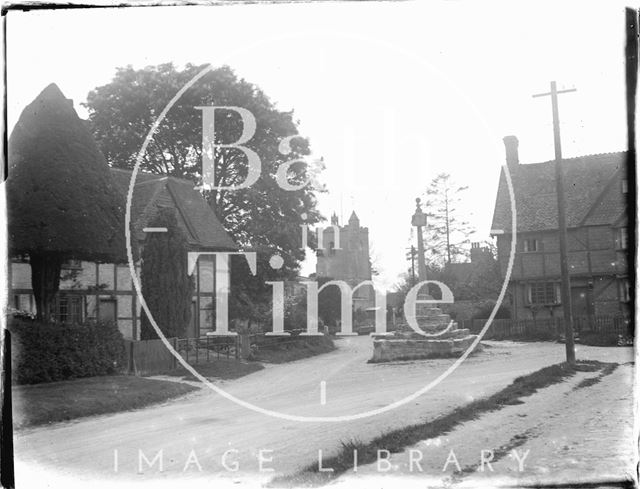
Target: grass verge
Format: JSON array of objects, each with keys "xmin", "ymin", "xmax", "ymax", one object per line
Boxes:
[
  {"xmin": 160, "ymin": 359, "xmax": 265, "ymax": 381},
  {"xmin": 12, "ymin": 375, "xmax": 199, "ymax": 429},
  {"xmin": 454, "ymin": 428, "xmax": 534, "ymax": 478},
  {"xmin": 251, "ymin": 335, "xmax": 335, "ymax": 364},
  {"xmin": 271, "ymin": 360, "xmax": 616, "ymax": 487},
  {"xmin": 574, "ymin": 362, "xmax": 619, "ymax": 390}
]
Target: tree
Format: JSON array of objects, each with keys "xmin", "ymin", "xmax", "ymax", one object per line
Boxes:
[
  {"xmin": 423, "ymin": 173, "xmax": 474, "ymax": 266},
  {"xmin": 84, "ymin": 64, "xmax": 323, "ymax": 295},
  {"xmin": 317, "ymin": 278, "xmax": 346, "ymax": 327},
  {"xmin": 140, "ymin": 209, "xmax": 194, "ymax": 339},
  {"xmin": 282, "ymin": 277, "xmax": 345, "ymax": 331},
  {"xmin": 227, "ymin": 246, "xmax": 289, "ymax": 324},
  {"xmin": 7, "ymin": 84, "xmax": 127, "ymax": 321},
  {"xmin": 448, "ymin": 240, "xmax": 503, "ymax": 301},
  {"xmin": 394, "ymin": 261, "xmax": 446, "ymax": 309},
  {"xmin": 471, "ymin": 299, "xmax": 511, "ymax": 320}
]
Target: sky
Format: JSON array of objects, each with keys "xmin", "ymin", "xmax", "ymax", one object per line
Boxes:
[{"xmin": 6, "ymin": 0, "xmax": 633, "ymax": 290}]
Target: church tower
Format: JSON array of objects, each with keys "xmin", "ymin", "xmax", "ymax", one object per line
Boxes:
[{"xmin": 315, "ymin": 211, "xmax": 374, "ymax": 310}]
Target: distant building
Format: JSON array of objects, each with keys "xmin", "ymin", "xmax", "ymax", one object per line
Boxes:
[
  {"xmin": 445, "ymin": 242, "xmax": 496, "ymax": 287},
  {"xmin": 315, "ymin": 211, "xmax": 374, "ymax": 311},
  {"xmin": 490, "ymin": 136, "xmax": 630, "ymax": 320}
]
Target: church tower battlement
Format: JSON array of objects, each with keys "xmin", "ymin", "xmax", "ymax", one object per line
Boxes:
[{"xmin": 315, "ymin": 211, "xmax": 373, "ymax": 310}]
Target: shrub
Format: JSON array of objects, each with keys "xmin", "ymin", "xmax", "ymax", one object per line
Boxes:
[
  {"xmin": 8, "ymin": 317, "xmax": 126, "ymax": 385},
  {"xmin": 249, "ymin": 334, "xmax": 335, "ymax": 363},
  {"xmin": 140, "ymin": 209, "xmax": 194, "ymax": 340},
  {"xmin": 578, "ymin": 332, "xmax": 620, "ymax": 347},
  {"xmin": 471, "ymin": 300, "xmax": 511, "ymax": 320}
]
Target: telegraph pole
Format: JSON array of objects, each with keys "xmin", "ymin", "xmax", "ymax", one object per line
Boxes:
[{"xmin": 532, "ymin": 81, "xmax": 577, "ymax": 364}]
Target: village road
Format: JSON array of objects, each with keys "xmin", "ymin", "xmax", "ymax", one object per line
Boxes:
[
  {"xmin": 330, "ymin": 356, "xmax": 636, "ymax": 488},
  {"xmin": 13, "ymin": 337, "xmax": 634, "ymax": 489}
]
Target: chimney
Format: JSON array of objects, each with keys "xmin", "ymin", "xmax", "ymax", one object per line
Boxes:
[
  {"xmin": 470, "ymin": 242, "xmax": 489, "ymax": 263},
  {"xmin": 503, "ymin": 135, "xmax": 519, "ymax": 167}
]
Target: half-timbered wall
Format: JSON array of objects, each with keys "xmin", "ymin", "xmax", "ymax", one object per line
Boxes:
[
  {"xmin": 10, "ymin": 254, "xmax": 222, "ymax": 340},
  {"xmin": 495, "ymin": 225, "xmax": 630, "ymax": 320}
]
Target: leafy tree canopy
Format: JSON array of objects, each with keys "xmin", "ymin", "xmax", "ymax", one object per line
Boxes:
[{"xmin": 84, "ymin": 64, "xmax": 324, "ymax": 284}]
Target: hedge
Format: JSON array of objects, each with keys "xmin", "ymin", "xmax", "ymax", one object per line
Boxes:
[{"xmin": 8, "ymin": 317, "xmax": 126, "ymax": 385}]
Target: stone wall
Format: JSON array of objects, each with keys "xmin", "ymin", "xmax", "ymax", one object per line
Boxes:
[{"xmin": 370, "ymin": 334, "xmax": 481, "ymax": 363}]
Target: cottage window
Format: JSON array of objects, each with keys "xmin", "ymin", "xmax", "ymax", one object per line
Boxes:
[
  {"xmin": 618, "ymin": 279, "xmax": 630, "ymax": 303},
  {"xmin": 522, "ymin": 239, "xmax": 540, "ymax": 253},
  {"xmin": 528, "ymin": 282, "xmax": 558, "ymax": 305},
  {"xmin": 617, "ymin": 227, "xmax": 628, "ymax": 250},
  {"xmin": 55, "ymin": 295, "xmax": 84, "ymax": 324}
]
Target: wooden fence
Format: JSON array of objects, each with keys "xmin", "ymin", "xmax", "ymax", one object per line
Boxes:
[
  {"xmin": 124, "ymin": 335, "xmax": 242, "ymax": 375},
  {"xmin": 124, "ymin": 338, "xmax": 178, "ymax": 375},
  {"xmin": 459, "ymin": 315, "xmax": 633, "ymax": 341}
]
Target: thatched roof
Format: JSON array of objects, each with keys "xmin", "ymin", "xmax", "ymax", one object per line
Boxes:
[{"xmin": 7, "ymin": 83, "xmax": 127, "ymax": 262}]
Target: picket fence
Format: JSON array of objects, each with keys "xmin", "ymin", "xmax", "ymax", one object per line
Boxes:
[{"xmin": 459, "ymin": 315, "xmax": 633, "ymax": 341}]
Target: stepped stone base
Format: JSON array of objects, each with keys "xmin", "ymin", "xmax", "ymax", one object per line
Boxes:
[
  {"xmin": 370, "ymin": 306, "xmax": 483, "ymax": 363},
  {"xmin": 370, "ymin": 335, "xmax": 482, "ymax": 362}
]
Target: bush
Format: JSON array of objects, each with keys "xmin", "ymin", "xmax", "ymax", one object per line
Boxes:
[
  {"xmin": 471, "ymin": 300, "xmax": 511, "ymax": 320},
  {"xmin": 577, "ymin": 332, "xmax": 621, "ymax": 347},
  {"xmin": 249, "ymin": 334, "xmax": 335, "ymax": 363},
  {"xmin": 140, "ymin": 209, "xmax": 194, "ymax": 339},
  {"xmin": 8, "ymin": 317, "xmax": 126, "ymax": 385}
]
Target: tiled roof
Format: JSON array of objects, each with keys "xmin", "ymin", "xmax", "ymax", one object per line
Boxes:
[
  {"xmin": 580, "ymin": 170, "xmax": 629, "ymax": 227},
  {"xmin": 491, "ymin": 151, "xmax": 628, "ymax": 233},
  {"xmin": 110, "ymin": 168, "xmax": 237, "ymax": 250}
]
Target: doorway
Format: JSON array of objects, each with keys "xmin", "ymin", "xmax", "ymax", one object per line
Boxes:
[
  {"xmin": 98, "ymin": 299, "xmax": 117, "ymax": 324},
  {"xmin": 571, "ymin": 286, "xmax": 594, "ymax": 324}
]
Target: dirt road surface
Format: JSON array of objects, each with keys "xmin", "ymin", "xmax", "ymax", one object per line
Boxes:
[
  {"xmin": 331, "ymin": 358, "xmax": 635, "ymax": 488},
  {"xmin": 13, "ymin": 337, "xmax": 634, "ymax": 488}
]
